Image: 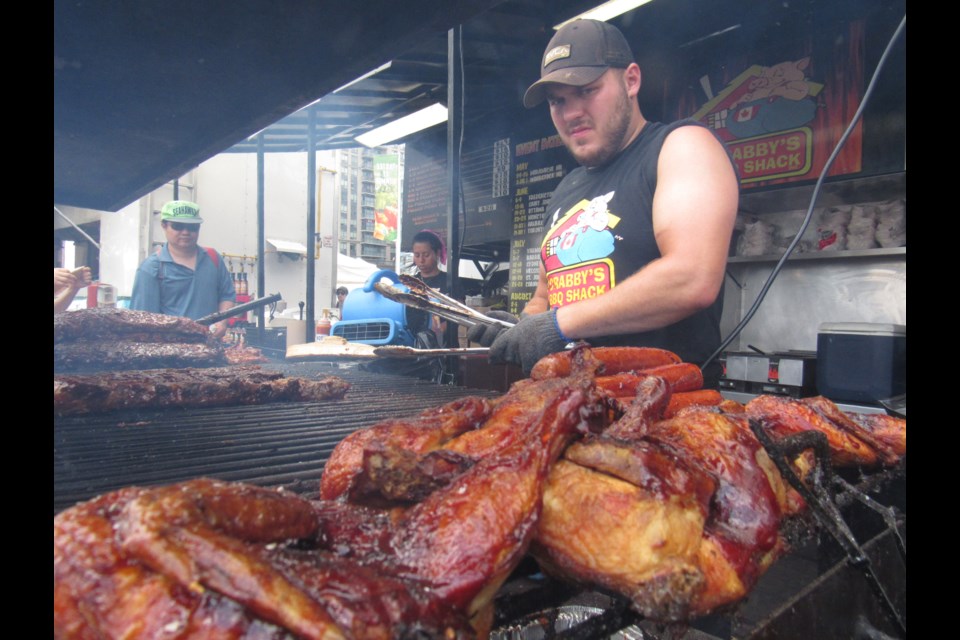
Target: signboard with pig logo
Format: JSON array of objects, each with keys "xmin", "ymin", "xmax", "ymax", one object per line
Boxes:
[{"xmin": 681, "ymin": 20, "xmax": 869, "ymax": 188}]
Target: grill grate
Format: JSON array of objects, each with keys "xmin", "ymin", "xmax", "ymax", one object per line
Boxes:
[
  {"xmin": 54, "ymin": 362, "xmax": 498, "ymax": 514},
  {"xmin": 52, "ymin": 362, "xmax": 905, "ymax": 638}
]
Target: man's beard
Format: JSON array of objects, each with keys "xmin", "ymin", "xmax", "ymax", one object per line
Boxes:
[{"xmin": 565, "ymin": 81, "xmax": 633, "ymax": 168}]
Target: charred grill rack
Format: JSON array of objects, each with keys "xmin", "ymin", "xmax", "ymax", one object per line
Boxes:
[
  {"xmin": 54, "ymin": 363, "xmax": 500, "ymax": 514},
  {"xmin": 53, "ymin": 363, "xmax": 905, "ymax": 638}
]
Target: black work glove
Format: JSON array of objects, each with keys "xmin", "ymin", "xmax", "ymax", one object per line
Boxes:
[
  {"xmin": 489, "ymin": 309, "xmax": 570, "ymax": 375},
  {"xmin": 466, "ymin": 310, "xmax": 519, "ymax": 347}
]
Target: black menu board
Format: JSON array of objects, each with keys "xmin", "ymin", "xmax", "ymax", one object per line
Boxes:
[
  {"xmin": 402, "ymin": 124, "xmax": 577, "ymax": 314},
  {"xmin": 402, "ymin": 144, "xmax": 447, "ymax": 249},
  {"xmin": 461, "ymin": 137, "xmax": 513, "ymax": 245},
  {"xmin": 403, "ymin": 136, "xmax": 518, "ymax": 249},
  {"xmin": 506, "ymin": 133, "xmax": 577, "ymax": 315}
]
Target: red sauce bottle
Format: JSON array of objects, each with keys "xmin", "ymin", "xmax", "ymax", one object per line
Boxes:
[{"xmin": 316, "ymin": 308, "xmax": 332, "ymax": 336}]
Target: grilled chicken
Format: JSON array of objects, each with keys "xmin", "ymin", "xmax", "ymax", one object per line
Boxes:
[
  {"xmin": 534, "ymin": 442, "xmax": 715, "ymax": 620},
  {"xmin": 799, "ymin": 396, "xmax": 901, "ymax": 464},
  {"xmin": 532, "ymin": 377, "xmax": 793, "ymax": 620},
  {"xmin": 746, "ymin": 395, "xmax": 905, "ymax": 468},
  {"xmin": 54, "ymin": 346, "xmax": 906, "ymax": 636},
  {"xmin": 846, "ymin": 411, "xmax": 907, "ymax": 456},
  {"xmin": 319, "ymin": 396, "xmax": 493, "ymax": 501}
]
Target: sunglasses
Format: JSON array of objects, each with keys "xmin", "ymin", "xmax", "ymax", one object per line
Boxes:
[{"xmin": 168, "ymin": 222, "xmax": 200, "ymax": 232}]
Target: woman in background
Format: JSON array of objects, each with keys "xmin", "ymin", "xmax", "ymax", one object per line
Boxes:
[
  {"xmin": 409, "ymin": 230, "xmax": 454, "ymax": 367},
  {"xmin": 410, "ymin": 230, "xmax": 447, "ymax": 293}
]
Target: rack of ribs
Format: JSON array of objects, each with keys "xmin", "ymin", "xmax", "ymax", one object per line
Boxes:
[
  {"xmin": 54, "ymin": 366, "xmax": 350, "ymax": 415},
  {"xmin": 54, "ymin": 308, "xmax": 226, "ymax": 372}
]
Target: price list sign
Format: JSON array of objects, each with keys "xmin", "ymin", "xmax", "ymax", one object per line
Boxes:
[
  {"xmin": 461, "ymin": 137, "xmax": 514, "ymax": 245},
  {"xmin": 403, "ymin": 130, "xmax": 576, "ymax": 314},
  {"xmin": 507, "ymin": 133, "xmax": 575, "ymax": 315},
  {"xmin": 402, "ymin": 145, "xmax": 447, "ymax": 249}
]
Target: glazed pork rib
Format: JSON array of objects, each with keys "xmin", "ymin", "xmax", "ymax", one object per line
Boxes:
[
  {"xmin": 54, "ymin": 308, "xmax": 227, "ymax": 373},
  {"xmin": 54, "ymin": 340, "xmax": 227, "ymax": 373},
  {"xmin": 54, "ymin": 307, "xmax": 212, "ymax": 344},
  {"xmin": 54, "ymin": 366, "xmax": 351, "ymax": 415}
]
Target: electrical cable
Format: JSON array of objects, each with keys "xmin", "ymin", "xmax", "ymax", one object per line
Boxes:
[{"xmin": 701, "ymin": 14, "xmax": 906, "ymax": 371}]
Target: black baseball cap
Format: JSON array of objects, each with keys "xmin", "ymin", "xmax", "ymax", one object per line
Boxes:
[{"xmin": 523, "ymin": 19, "xmax": 635, "ymax": 108}]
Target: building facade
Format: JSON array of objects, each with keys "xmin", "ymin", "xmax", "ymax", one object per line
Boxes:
[{"xmin": 335, "ymin": 145, "xmax": 403, "ymax": 269}]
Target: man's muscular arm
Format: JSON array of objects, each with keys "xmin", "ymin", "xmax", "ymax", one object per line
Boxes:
[{"xmin": 552, "ymin": 125, "xmax": 738, "ymax": 338}]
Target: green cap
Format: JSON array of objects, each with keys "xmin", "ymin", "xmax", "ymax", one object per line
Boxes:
[{"xmin": 160, "ymin": 200, "xmax": 204, "ymax": 224}]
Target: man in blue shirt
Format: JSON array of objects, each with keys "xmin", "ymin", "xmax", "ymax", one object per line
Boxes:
[{"xmin": 130, "ymin": 201, "xmax": 235, "ymax": 338}]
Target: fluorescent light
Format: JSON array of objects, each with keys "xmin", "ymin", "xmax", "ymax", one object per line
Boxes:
[
  {"xmin": 355, "ymin": 103, "xmax": 448, "ymax": 148},
  {"xmin": 554, "ymin": 0, "xmax": 655, "ymax": 29}
]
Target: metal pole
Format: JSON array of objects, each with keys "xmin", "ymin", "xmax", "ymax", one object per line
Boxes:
[
  {"xmin": 256, "ymin": 132, "xmax": 266, "ymax": 342},
  {"xmin": 306, "ymin": 107, "xmax": 317, "ymax": 340},
  {"xmin": 446, "ymin": 24, "xmax": 463, "ymax": 351}
]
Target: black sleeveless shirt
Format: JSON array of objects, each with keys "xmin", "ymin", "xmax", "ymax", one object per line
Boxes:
[{"xmin": 539, "ymin": 119, "xmax": 728, "ymax": 374}]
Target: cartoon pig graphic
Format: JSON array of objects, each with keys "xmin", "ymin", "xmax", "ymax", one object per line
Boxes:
[
  {"xmin": 726, "ymin": 58, "xmax": 818, "ymax": 138},
  {"xmin": 555, "ymin": 192, "xmax": 617, "ymax": 266}
]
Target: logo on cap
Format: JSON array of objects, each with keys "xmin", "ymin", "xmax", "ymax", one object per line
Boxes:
[
  {"xmin": 160, "ymin": 200, "xmax": 203, "ymax": 223},
  {"xmin": 544, "ymin": 45, "xmax": 571, "ymax": 68},
  {"xmin": 169, "ymin": 205, "xmax": 197, "ymax": 217}
]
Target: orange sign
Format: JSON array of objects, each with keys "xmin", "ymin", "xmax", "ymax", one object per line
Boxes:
[
  {"xmin": 546, "ymin": 259, "xmax": 613, "ymax": 307},
  {"xmin": 727, "ymin": 128, "xmax": 812, "ymax": 183}
]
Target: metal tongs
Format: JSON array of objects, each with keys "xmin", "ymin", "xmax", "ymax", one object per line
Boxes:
[
  {"xmin": 195, "ymin": 293, "xmax": 283, "ymax": 325},
  {"xmin": 373, "ymin": 274, "xmax": 516, "ymax": 330}
]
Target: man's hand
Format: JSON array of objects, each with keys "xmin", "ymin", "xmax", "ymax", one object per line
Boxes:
[
  {"xmin": 54, "ymin": 268, "xmax": 76, "ymax": 294},
  {"xmin": 211, "ymin": 320, "xmax": 230, "ymax": 340},
  {"xmin": 213, "ymin": 301, "xmax": 235, "ymax": 339},
  {"xmin": 73, "ymin": 266, "xmax": 93, "ymax": 287},
  {"xmin": 489, "ymin": 309, "xmax": 569, "ymax": 375},
  {"xmin": 466, "ymin": 310, "xmax": 519, "ymax": 346},
  {"xmin": 54, "ymin": 267, "xmax": 93, "ymax": 313}
]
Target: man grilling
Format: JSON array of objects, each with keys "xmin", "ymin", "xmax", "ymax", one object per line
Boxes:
[
  {"xmin": 130, "ymin": 200, "xmax": 235, "ymax": 338},
  {"xmin": 468, "ymin": 19, "xmax": 739, "ymax": 385}
]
